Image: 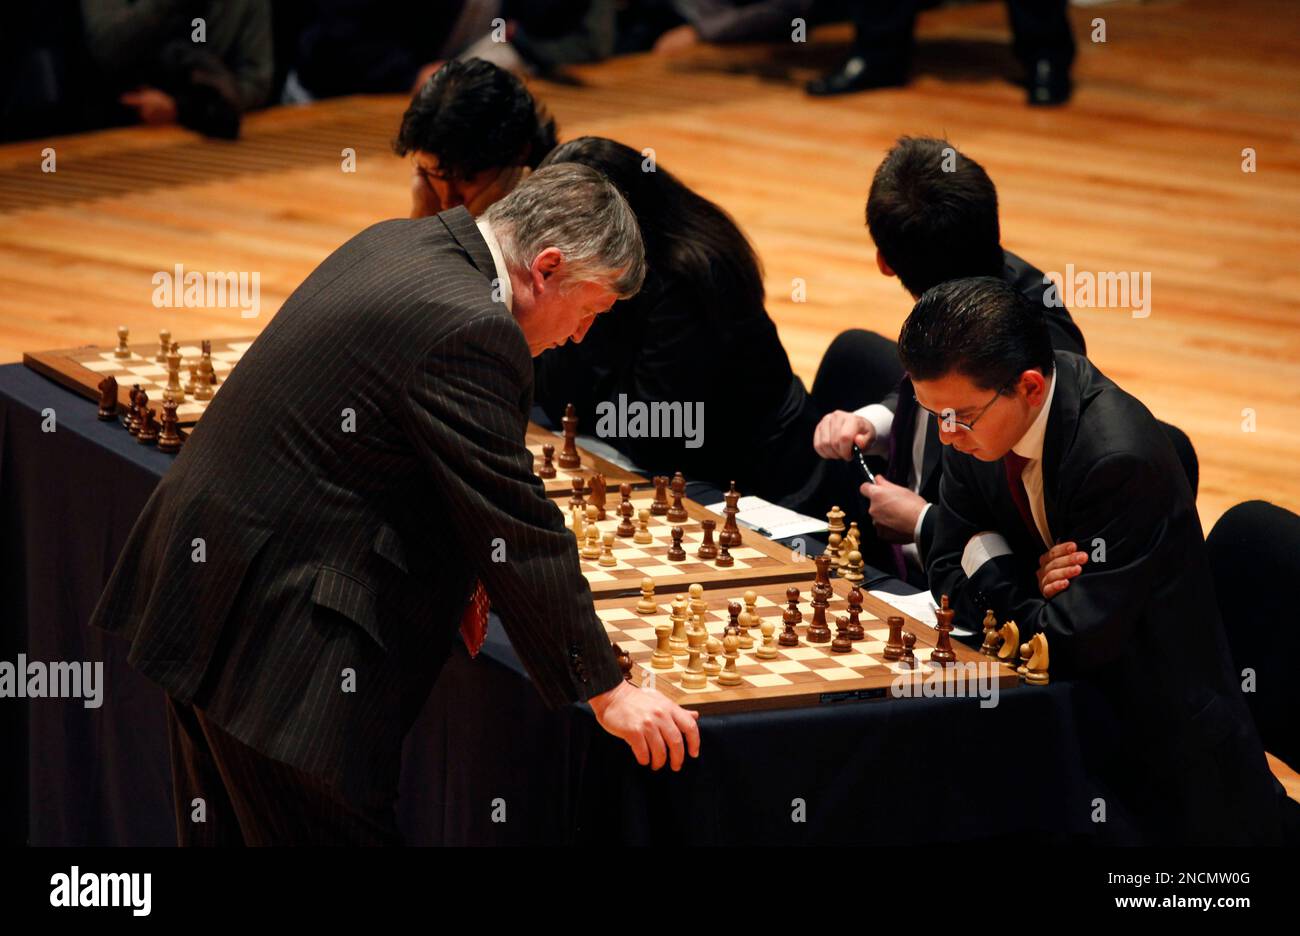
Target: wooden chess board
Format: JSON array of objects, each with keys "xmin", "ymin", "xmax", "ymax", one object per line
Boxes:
[
  {"xmin": 24, "ymin": 335, "xmax": 255, "ymax": 425},
  {"xmin": 526, "ymin": 422, "xmax": 647, "ymax": 497},
  {"xmin": 572, "ymin": 492, "xmax": 809, "ymax": 598},
  {"xmin": 597, "ymin": 578, "xmax": 1019, "ymax": 713}
]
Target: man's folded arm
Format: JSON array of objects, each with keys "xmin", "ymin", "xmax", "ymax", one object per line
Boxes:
[
  {"xmin": 931, "ymin": 453, "xmax": 1165, "ymax": 674},
  {"xmin": 399, "ymin": 313, "xmax": 622, "ymax": 707}
]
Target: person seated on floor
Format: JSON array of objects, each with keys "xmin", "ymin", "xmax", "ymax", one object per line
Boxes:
[{"xmin": 82, "ymin": 0, "xmax": 273, "ymax": 139}]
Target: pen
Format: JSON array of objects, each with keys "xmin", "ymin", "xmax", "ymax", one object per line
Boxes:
[{"xmin": 851, "ymin": 443, "xmax": 877, "ymax": 484}]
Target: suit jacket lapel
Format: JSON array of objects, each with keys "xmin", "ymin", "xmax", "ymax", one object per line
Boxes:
[
  {"xmin": 1041, "ymin": 351, "xmax": 1081, "ymax": 534},
  {"xmin": 919, "ymin": 414, "xmax": 942, "ymax": 494},
  {"xmin": 439, "ymin": 206, "xmax": 498, "ymax": 281},
  {"xmin": 888, "ymin": 376, "xmax": 916, "ymax": 485}
]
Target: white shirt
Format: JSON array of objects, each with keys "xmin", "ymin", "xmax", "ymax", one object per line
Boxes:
[
  {"xmin": 475, "ymin": 217, "xmax": 513, "ymax": 312},
  {"xmin": 855, "ymin": 401, "xmax": 933, "ymax": 566},
  {"xmin": 960, "ymin": 371, "xmax": 1058, "ymax": 578}
]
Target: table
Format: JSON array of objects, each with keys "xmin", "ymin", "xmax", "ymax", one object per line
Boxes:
[{"xmin": 0, "ymin": 363, "xmax": 1127, "ymax": 845}]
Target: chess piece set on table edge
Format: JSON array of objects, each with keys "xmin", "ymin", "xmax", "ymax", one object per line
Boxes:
[
  {"xmin": 570, "ymin": 470, "xmax": 747, "ymax": 571},
  {"xmin": 95, "ymin": 327, "xmax": 222, "ymax": 454},
  {"xmin": 979, "ymin": 608, "xmax": 1050, "ymax": 685}
]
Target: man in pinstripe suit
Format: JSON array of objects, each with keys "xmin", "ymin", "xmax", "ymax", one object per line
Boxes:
[{"xmin": 88, "ymin": 164, "xmax": 702, "ymax": 845}]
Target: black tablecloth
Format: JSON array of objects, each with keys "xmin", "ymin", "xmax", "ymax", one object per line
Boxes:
[{"xmin": 1, "ymin": 363, "xmax": 1119, "ymax": 845}]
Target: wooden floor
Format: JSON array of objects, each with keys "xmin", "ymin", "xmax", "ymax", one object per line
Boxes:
[{"xmin": 1, "ymin": 0, "xmax": 1297, "ymax": 792}]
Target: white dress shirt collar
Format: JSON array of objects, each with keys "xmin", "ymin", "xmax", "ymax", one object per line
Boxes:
[
  {"xmin": 1011, "ymin": 369, "xmax": 1057, "ymax": 461},
  {"xmin": 475, "ymin": 217, "xmax": 513, "ymax": 312}
]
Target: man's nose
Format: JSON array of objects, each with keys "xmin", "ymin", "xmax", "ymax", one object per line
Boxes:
[{"xmin": 573, "ymin": 314, "xmax": 596, "ymax": 342}]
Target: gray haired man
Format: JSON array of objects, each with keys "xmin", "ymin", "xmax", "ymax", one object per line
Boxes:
[{"xmin": 89, "ymin": 164, "xmax": 700, "ymax": 845}]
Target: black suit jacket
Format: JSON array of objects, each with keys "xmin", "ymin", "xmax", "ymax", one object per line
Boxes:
[
  {"xmin": 88, "ymin": 207, "xmax": 621, "ymax": 801},
  {"xmin": 885, "ymin": 250, "xmax": 1086, "ymax": 564},
  {"xmin": 928, "ymin": 351, "xmax": 1280, "ymax": 844}
]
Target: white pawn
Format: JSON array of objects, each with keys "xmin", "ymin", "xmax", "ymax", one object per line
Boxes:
[
  {"xmin": 636, "ymin": 577, "xmax": 658, "ymax": 614},
  {"xmin": 669, "ymin": 594, "xmax": 690, "ymax": 658},
  {"xmin": 735, "ymin": 611, "xmax": 754, "ymax": 651},
  {"xmin": 704, "ymin": 636, "xmax": 722, "ymax": 677},
  {"xmin": 598, "ymin": 532, "xmax": 618, "ymax": 567},
  {"xmin": 633, "ymin": 508, "xmax": 653, "ymax": 544},
  {"xmin": 582, "ymin": 525, "xmax": 601, "ymax": 560},
  {"xmin": 755, "ymin": 619, "xmax": 779, "ymax": 660},
  {"xmin": 717, "ymin": 633, "xmax": 742, "ymax": 686}
]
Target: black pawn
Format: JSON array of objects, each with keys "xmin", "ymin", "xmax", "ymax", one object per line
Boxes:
[
  {"xmin": 617, "ymin": 499, "xmax": 636, "ymax": 537},
  {"xmin": 900, "ymin": 632, "xmax": 917, "ymax": 668},
  {"xmin": 780, "ymin": 586, "xmax": 801, "ymax": 647},
  {"xmin": 831, "ymin": 616, "xmax": 853, "ymax": 653},
  {"xmin": 667, "ymin": 526, "xmax": 686, "ymax": 561}
]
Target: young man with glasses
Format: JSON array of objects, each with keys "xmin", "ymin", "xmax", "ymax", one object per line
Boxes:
[{"xmin": 903, "ymin": 275, "xmax": 1283, "ymax": 845}]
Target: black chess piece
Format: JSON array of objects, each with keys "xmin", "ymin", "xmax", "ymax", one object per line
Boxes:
[
  {"xmin": 697, "ymin": 519, "xmax": 718, "ymax": 560},
  {"xmin": 97, "ymin": 375, "xmax": 119, "ymax": 421},
  {"xmin": 883, "ymin": 615, "xmax": 905, "ymax": 661},
  {"xmin": 569, "ymin": 477, "xmax": 586, "ymax": 511},
  {"xmin": 667, "ymin": 526, "xmax": 686, "ymax": 561},
  {"xmin": 780, "ymin": 586, "xmax": 801, "ymax": 647},
  {"xmin": 931, "ymin": 594, "xmax": 958, "ymax": 666},
  {"xmin": 831, "ymin": 615, "xmax": 853, "ymax": 653},
  {"xmin": 846, "ymin": 587, "xmax": 865, "ymax": 641},
  {"xmin": 617, "ymin": 499, "xmax": 635, "ymax": 537},
  {"xmin": 900, "ymin": 632, "xmax": 917, "ymax": 668},
  {"xmin": 667, "ymin": 472, "xmax": 687, "ymax": 522},
  {"xmin": 651, "ymin": 475, "xmax": 669, "ymax": 516},
  {"xmin": 538, "ymin": 443, "xmax": 557, "ymax": 479}
]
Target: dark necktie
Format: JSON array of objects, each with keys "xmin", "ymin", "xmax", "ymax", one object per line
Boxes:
[{"xmin": 1003, "ymin": 451, "xmax": 1045, "ymax": 548}]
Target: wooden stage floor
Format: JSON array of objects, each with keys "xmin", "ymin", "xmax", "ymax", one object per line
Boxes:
[{"xmin": 1, "ymin": 0, "xmax": 1296, "ymax": 790}]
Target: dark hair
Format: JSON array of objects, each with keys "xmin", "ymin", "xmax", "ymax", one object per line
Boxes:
[
  {"xmin": 392, "ymin": 58, "xmax": 558, "ymax": 180},
  {"xmin": 866, "ymin": 137, "xmax": 1004, "ymax": 297},
  {"xmin": 899, "ymin": 277, "xmax": 1055, "ymax": 390},
  {"xmin": 539, "ymin": 136, "xmax": 764, "ymax": 310}
]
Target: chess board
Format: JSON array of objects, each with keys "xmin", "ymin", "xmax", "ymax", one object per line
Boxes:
[
  {"xmin": 572, "ymin": 492, "xmax": 809, "ymax": 598},
  {"xmin": 526, "ymin": 422, "xmax": 647, "ymax": 497},
  {"xmin": 596, "ymin": 578, "xmax": 1019, "ymax": 713},
  {"xmin": 24, "ymin": 335, "xmax": 256, "ymax": 425}
]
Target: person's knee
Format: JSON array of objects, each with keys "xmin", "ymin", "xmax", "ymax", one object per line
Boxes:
[
  {"xmin": 824, "ymin": 329, "xmax": 895, "ymax": 367},
  {"xmin": 813, "ymin": 329, "xmax": 903, "ymax": 411}
]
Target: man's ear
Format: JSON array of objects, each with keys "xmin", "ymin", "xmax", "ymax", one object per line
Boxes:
[
  {"xmin": 530, "ymin": 247, "xmax": 564, "ymax": 288},
  {"xmin": 1020, "ymin": 368, "xmax": 1049, "ymax": 406},
  {"xmin": 876, "ymin": 249, "xmax": 894, "ymax": 278}
]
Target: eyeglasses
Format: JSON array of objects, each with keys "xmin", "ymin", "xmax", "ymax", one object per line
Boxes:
[{"xmin": 914, "ymin": 381, "xmax": 1013, "ymax": 433}]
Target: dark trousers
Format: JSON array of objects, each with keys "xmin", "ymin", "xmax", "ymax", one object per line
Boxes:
[
  {"xmin": 779, "ymin": 329, "xmax": 905, "ymax": 576},
  {"xmin": 165, "ymin": 695, "xmax": 401, "ymax": 846},
  {"xmin": 848, "ymin": 0, "xmax": 1075, "ymax": 70}
]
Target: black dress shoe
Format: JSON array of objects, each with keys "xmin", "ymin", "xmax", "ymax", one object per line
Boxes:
[
  {"xmin": 1027, "ymin": 58, "xmax": 1072, "ymax": 106},
  {"xmin": 805, "ymin": 56, "xmax": 907, "ymax": 97}
]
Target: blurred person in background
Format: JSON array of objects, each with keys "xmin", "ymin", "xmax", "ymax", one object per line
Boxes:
[{"xmin": 393, "ymin": 59, "xmax": 558, "ymax": 218}]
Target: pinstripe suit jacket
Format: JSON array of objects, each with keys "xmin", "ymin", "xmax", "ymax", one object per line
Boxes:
[{"xmin": 87, "ymin": 207, "xmax": 622, "ymax": 801}]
